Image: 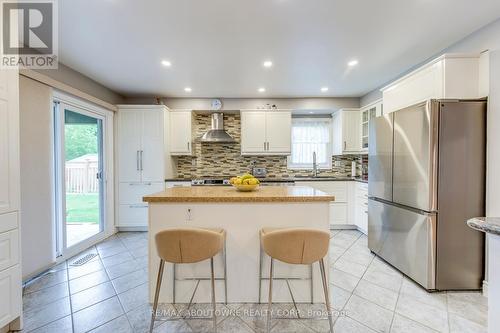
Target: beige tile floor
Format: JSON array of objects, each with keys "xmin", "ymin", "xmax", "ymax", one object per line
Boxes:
[{"xmin": 20, "ymin": 230, "xmax": 488, "ymax": 333}]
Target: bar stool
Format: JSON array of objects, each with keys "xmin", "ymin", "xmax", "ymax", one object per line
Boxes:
[
  {"xmin": 259, "ymin": 228, "xmax": 333, "ymax": 333},
  {"xmin": 150, "ymin": 228, "xmax": 227, "ymax": 333}
]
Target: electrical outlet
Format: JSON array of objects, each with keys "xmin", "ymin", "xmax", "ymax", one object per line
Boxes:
[
  {"xmin": 186, "ymin": 208, "xmax": 193, "ymax": 221},
  {"xmin": 191, "ymin": 158, "xmax": 197, "ymax": 166},
  {"xmin": 334, "ymin": 161, "xmax": 342, "ymax": 167}
]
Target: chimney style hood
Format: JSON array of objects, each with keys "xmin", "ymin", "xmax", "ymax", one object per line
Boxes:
[{"xmin": 199, "ymin": 113, "xmax": 236, "ymax": 143}]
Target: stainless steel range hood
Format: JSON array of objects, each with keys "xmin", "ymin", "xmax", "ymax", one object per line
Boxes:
[{"xmin": 199, "ymin": 113, "xmax": 236, "ymax": 143}]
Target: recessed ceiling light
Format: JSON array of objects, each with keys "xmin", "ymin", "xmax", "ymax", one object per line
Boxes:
[
  {"xmin": 321, "ymin": 87, "xmax": 329, "ymax": 92},
  {"xmin": 309, "ymin": 111, "xmax": 314, "ymax": 114},
  {"xmin": 161, "ymin": 60, "xmax": 172, "ymax": 67},
  {"xmin": 263, "ymin": 60, "xmax": 273, "ymax": 68},
  {"xmin": 348, "ymin": 59, "xmax": 359, "ymax": 67},
  {"xmin": 258, "ymin": 87, "xmax": 266, "ymax": 93},
  {"xmin": 184, "ymin": 87, "xmax": 192, "ymax": 92}
]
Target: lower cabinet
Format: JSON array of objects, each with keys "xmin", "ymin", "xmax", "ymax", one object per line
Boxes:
[
  {"xmin": 295, "ymin": 180, "xmax": 368, "ymax": 234},
  {"xmin": 353, "ymin": 182, "xmax": 368, "ymax": 234},
  {"xmin": 0, "ymin": 212, "xmax": 21, "ymax": 328},
  {"xmin": 117, "ymin": 182, "xmax": 164, "ymax": 228},
  {"xmin": 0, "ymin": 265, "xmax": 21, "ymax": 328}
]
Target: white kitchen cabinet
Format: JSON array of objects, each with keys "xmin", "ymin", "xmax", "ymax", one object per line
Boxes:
[
  {"xmin": 241, "ymin": 110, "xmax": 291, "ymax": 155},
  {"xmin": 360, "ymin": 100, "xmax": 383, "ymax": 152},
  {"xmin": 0, "ymin": 67, "xmax": 21, "ymax": 330},
  {"xmin": 332, "ymin": 108, "xmax": 362, "ymax": 155},
  {"xmin": 118, "ymin": 106, "xmax": 169, "ymax": 183},
  {"xmin": 381, "ymin": 54, "xmax": 484, "ymax": 114},
  {"xmin": 295, "ymin": 181, "xmax": 355, "ymax": 228},
  {"xmin": 353, "ymin": 182, "xmax": 368, "ymax": 234},
  {"xmin": 170, "ymin": 111, "xmax": 192, "ymax": 155},
  {"xmin": 117, "ymin": 105, "xmax": 172, "ymax": 228}
]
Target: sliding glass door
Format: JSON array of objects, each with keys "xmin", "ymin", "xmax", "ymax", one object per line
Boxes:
[{"xmin": 54, "ymin": 102, "xmax": 106, "ymax": 255}]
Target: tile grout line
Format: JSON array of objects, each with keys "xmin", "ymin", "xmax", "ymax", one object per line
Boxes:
[
  {"xmin": 65, "ymin": 265, "xmax": 76, "ymax": 333},
  {"xmin": 388, "ymin": 268, "xmax": 404, "ymax": 332},
  {"xmin": 332, "ymin": 230, "xmax": 383, "ymax": 332}
]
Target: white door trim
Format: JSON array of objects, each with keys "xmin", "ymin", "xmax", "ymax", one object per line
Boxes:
[{"xmin": 52, "ymin": 91, "xmax": 115, "ymax": 261}]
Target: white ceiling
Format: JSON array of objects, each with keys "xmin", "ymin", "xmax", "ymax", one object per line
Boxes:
[{"xmin": 59, "ymin": 0, "xmax": 500, "ymax": 98}]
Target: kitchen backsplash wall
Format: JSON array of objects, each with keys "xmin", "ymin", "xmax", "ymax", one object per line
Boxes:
[{"xmin": 175, "ymin": 113, "xmax": 367, "ymax": 179}]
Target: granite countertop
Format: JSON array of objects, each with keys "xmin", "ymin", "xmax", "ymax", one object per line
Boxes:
[
  {"xmin": 467, "ymin": 217, "xmax": 500, "ymax": 236},
  {"xmin": 143, "ymin": 186, "xmax": 335, "ymax": 203},
  {"xmin": 165, "ymin": 177, "xmax": 368, "ymax": 183}
]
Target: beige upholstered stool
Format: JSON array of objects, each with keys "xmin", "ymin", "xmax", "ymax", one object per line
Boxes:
[
  {"xmin": 150, "ymin": 228, "xmax": 227, "ymax": 333},
  {"xmin": 259, "ymin": 228, "xmax": 333, "ymax": 333}
]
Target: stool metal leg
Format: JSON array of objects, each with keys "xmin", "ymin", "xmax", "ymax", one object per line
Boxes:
[
  {"xmin": 310, "ymin": 264, "xmax": 314, "ymax": 304},
  {"xmin": 210, "ymin": 257, "xmax": 217, "ymax": 332},
  {"xmin": 223, "ymin": 240, "xmax": 228, "ymax": 305},
  {"xmin": 319, "ymin": 258, "xmax": 334, "ymax": 333},
  {"xmin": 150, "ymin": 259, "xmax": 165, "ymax": 333},
  {"xmin": 172, "ymin": 263, "xmax": 176, "ymax": 304},
  {"xmin": 258, "ymin": 245, "xmax": 263, "ymax": 304},
  {"xmin": 266, "ymin": 258, "xmax": 274, "ymax": 333}
]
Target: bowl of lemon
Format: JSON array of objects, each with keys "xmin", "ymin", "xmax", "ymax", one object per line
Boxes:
[{"xmin": 229, "ymin": 173, "xmax": 260, "ymax": 192}]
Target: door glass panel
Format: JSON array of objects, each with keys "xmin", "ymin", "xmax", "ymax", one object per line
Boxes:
[{"xmin": 64, "ymin": 109, "xmax": 104, "ymax": 247}]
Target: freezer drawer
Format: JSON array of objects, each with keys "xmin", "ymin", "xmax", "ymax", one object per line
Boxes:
[{"xmin": 368, "ymin": 199, "xmax": 436, "ymax": 290}]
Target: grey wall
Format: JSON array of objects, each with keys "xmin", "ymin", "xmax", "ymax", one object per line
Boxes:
[
  {"xmin": 360, "ymin": 18, "xmax": 500, "ymax": 107},
  {"xmin": 35, "ymin": 63, "xmax": 125, "ymax": 105},
  {"xmin": 19, "ymin": 76, "xmax": 56, "ymax": 280},
  {"xmin": 124, "ymin": 97, "xmax": 360, "ymax": 112}
]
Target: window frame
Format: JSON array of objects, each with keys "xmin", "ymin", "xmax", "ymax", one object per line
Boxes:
[{"xmin": 287, "ymin": 117, "xmax": 333, "ymax": 170}]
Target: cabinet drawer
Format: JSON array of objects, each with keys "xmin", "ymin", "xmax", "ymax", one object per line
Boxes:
[
  {"xmin": 330, "ymin": 203, "xmax": 348, "ymax": 225},
  {"xmin": 118, "ymin": 204, "xmax": 148, "ymax": 227},
  {"xmin": 0, "ymin": 229, "xmax": 19, "ymax": 271},
  {"xmin": 119, "ymin": 182, "xmax": 164, "ymax": 204},
  {"xmin": 0, "ymin": 212, "xmax": 17, "ymax": 233},
  {"xmin": 0, "ymin": 264, "xmax": 21, "ymax": 328}
]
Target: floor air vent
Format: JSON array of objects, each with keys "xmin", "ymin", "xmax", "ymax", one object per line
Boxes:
[{"xmin": 70, "ymin": 253, "xmax": 98, "ymax": 266}]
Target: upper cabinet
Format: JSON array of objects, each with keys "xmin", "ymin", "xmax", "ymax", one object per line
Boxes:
[
  {"xmin": 117, "ymin": 105, "xmax": 169, "ymax": 183},
  {"xmin": 0, "ymin": 69, "xmax": 20, "ymax": 216},
  {"xmin": 170, "ymin": 111, "xmax": 193, "ymax": 155},
  {"xmin": 360, "ymin": 100, "xmax": 383, "ymax": 152},
  {"xmin": 332, "ymin": 108, "xmax": 362, "ymax": 155},
  {"xmin": 381, "ymin": 54, "xmax": 485, "ymax": 113},
  {"xmin": 241, "ymin": 110, "xmax": 291, "ymax": 155}
]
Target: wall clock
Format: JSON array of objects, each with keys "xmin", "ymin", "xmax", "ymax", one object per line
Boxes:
[{"xmin": 211, "ymin": 98, "xmax": 222, "ymax": 111}]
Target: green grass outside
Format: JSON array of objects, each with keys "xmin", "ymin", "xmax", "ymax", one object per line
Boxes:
[{"xmin": 66, "ymin": 193, "xmax": 99, "ymax": 224}]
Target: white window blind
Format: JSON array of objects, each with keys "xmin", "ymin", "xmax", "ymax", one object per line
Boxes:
[{"xmin": 288, "ymin": 118, "xmax": 332, "ymax": 169}]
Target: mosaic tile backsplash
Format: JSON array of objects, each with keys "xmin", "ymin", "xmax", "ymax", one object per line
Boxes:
[{"xmin": 175, "ymin": 113, "xmax": 367, "ymax": 179}]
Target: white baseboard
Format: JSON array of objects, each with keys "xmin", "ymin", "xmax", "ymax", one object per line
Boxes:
[
  {"xmin": 483, "ymin": 280, "xmax": 488, "ymax": 297},
  {"xmin": 330, "ymin": 224, "xmax": 357, "ymax": 230},
  {"xmin": 116, "ymin": 226, "xmax": 148, "ymax": 232}
]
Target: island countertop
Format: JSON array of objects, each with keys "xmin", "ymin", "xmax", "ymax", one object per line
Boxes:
[{"xmin": 143, "ymin": 185, "xmax": 335, "ymax": 203}]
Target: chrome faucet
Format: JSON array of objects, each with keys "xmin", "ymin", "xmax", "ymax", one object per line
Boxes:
[{"xmin": 312, "ymin": 151, "xmax": 318, "ymax": 177}]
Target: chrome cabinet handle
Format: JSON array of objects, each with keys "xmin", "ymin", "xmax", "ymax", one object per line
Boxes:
[
  {"xmin": 187, "ymin": 142, "xmax": 190, "ymax": 151},
  {"xmin": 344, "ymin": 141, "xmax": 347, "ymax": 150},
  {"xmin": 140, "ymin": 150, "xmax": 144, "ymax": 171},
  {"xmin": 136, "ymin": 150, "xmax": 140, "ymax": 171},
  {"xmin": 128, "ymin": 182, "xmax": 152, "ymax": 186},
  {"xmin": 264, "ymin": 142, "xmax": 266, "ymax": 151},
  {"xmin": 129, "ymin": 204, "xmax": 147, "ymax": 209}
]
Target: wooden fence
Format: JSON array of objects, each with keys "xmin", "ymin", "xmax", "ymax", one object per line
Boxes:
[{"xmin": 65, "ymin": 156, "xmax": 99, "ymax": 193}]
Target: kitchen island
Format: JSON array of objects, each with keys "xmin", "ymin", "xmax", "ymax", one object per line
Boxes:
[{"xmin": 143, "ymin": 186, "xmax": 334, "ymax": 304}]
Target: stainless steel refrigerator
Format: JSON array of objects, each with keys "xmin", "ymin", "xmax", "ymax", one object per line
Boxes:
[{"xmin": 368, "ymin": 99, "xmax": 486, "ymax": 291}]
